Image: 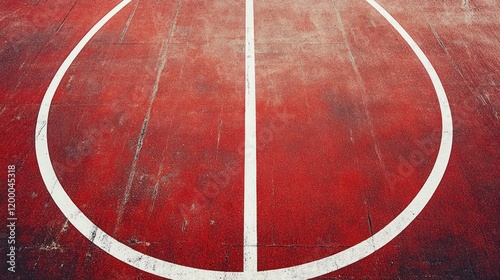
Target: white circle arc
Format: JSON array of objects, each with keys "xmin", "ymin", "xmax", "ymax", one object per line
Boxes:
[{"xmin": 35, "ymin": 0, "xmax": 453, "ymax": 279}]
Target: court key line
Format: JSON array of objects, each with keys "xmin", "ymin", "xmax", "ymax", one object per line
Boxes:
[
  {"xmin": 244, "ymin": 0, "xmax": 258, "ymax": 274},
  {"xmin": 35, "ymin": 0, "xmax": 453, "ymax": 279}
]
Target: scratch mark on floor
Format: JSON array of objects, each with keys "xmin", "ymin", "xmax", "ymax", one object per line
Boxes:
[
  {"xmin": 60, "ymin": 218, "xmax": 69, "ymax": 233},
  {"xmin": 369, "ymin": 16, "xmax": 376, "ymax": 27},
  {"xmin": 333, "ymin": 1, "xmax": 385, "ymax": 169},
  {"xmin": 149, "ymin": 160, "xmax": 164, "ymax": 214},
  {"xmin": 114, "ymin": 0, "xmax": 182, "ymax": 235},
  {"xmin": 483, "ymin": 94, "xmax": 499, "ymax": 121},
  {"xmin": 56, "ymin": 0, "xmax": 79, "ymax": 32},
  {"xmin": 119, "ymin": 0, "xmax": 140, "ymax": 43},
  {"xmin": 181, "ymin": 218, "xmax": 187, "ymax": 233},
  {"xmin": 35, "ymin": 121, "xmax": 47, "ymax": 140},
  {"xmin": 39, "ymin": 241, "xmax": 62, "ymax": 251},
  {"xmin": 430, "ymin": 24, "xmax": 499, "ymax": 120},
  {"xmin": 430, "ymin": 25, "xmax": 466, "ymax": 80},
  {"xmin": 0, "ymin": 9, "xmax": 20, "ymax": 22},
  {"xmin": 461, "ymin": 0, "xmax": 477, "ymax": 23},
  {"xmin": 12, "ymin": 0, "xmax": 79, "ymax": 93},
  {"xmin": 216, "ymin": 119, "xmax": 222, "ymax": 159},
  {"xmin": 0, "ymin": 105, "xmax": 6, "ymax": 117},
  {"xmin": 321, "ymin": 148, "xmax": 328, "ymax": 169},
  {"xmin": 364, "ymin": 197, "xmax": 374, "ymax": 236}
]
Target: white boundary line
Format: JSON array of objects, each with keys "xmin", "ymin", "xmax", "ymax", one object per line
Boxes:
[
  {"xmin": 244, "ymin": 0, "xmax": 258, "ymax": 274},
  {"xmin": 35, "ymin": 0, "xmax": 452, "ymax": 279}
]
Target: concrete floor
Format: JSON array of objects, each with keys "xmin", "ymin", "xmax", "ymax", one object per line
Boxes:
[{"xmin": 1, "ymin": 0, "xmax": 499, "ymax": 279}]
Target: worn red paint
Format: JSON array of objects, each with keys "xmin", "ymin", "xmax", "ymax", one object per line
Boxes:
[{"xmin": 0, "ymin": 0, "xmax": 498, "ymax": 279}]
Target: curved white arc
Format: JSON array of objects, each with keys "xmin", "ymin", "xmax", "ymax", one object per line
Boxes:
[{"xmin": 35, "ymin": 0, "xmax": 453, "ymax": 279}]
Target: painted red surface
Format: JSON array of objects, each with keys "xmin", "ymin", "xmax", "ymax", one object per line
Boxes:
[{"xmin": 1, "ymin": 0, "xmax": 499, "ymax": 279}]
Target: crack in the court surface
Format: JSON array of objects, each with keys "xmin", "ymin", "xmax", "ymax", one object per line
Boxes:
[
  {"xmin": 366, "ymin": 202, "xmax": 375, "ymax": 236},
  {"xmin": 56, "ymin": 0, "xmax": 79, "ymax": 32},
  {"xmin": 114, "ymin": 0, "xmax": 182, "ymax": 236}
]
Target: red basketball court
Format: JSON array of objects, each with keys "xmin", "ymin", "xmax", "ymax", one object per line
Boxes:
[{"xmin": 1, "ymin": 0, "xmax": 499, "ymax": 279}]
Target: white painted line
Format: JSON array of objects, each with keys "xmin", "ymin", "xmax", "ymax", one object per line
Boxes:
[
  {"xmin": 35, "ymin": 0, "xmax": 452, "ymax": 279},
  {"xmin": 244, "ymin": 0, "xmax": 258, "ymax": 274}
]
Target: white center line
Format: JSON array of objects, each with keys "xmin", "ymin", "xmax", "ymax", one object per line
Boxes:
[{"xmin": 244, "ymin": 0, "xmax": 258, "ymax": 273}]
